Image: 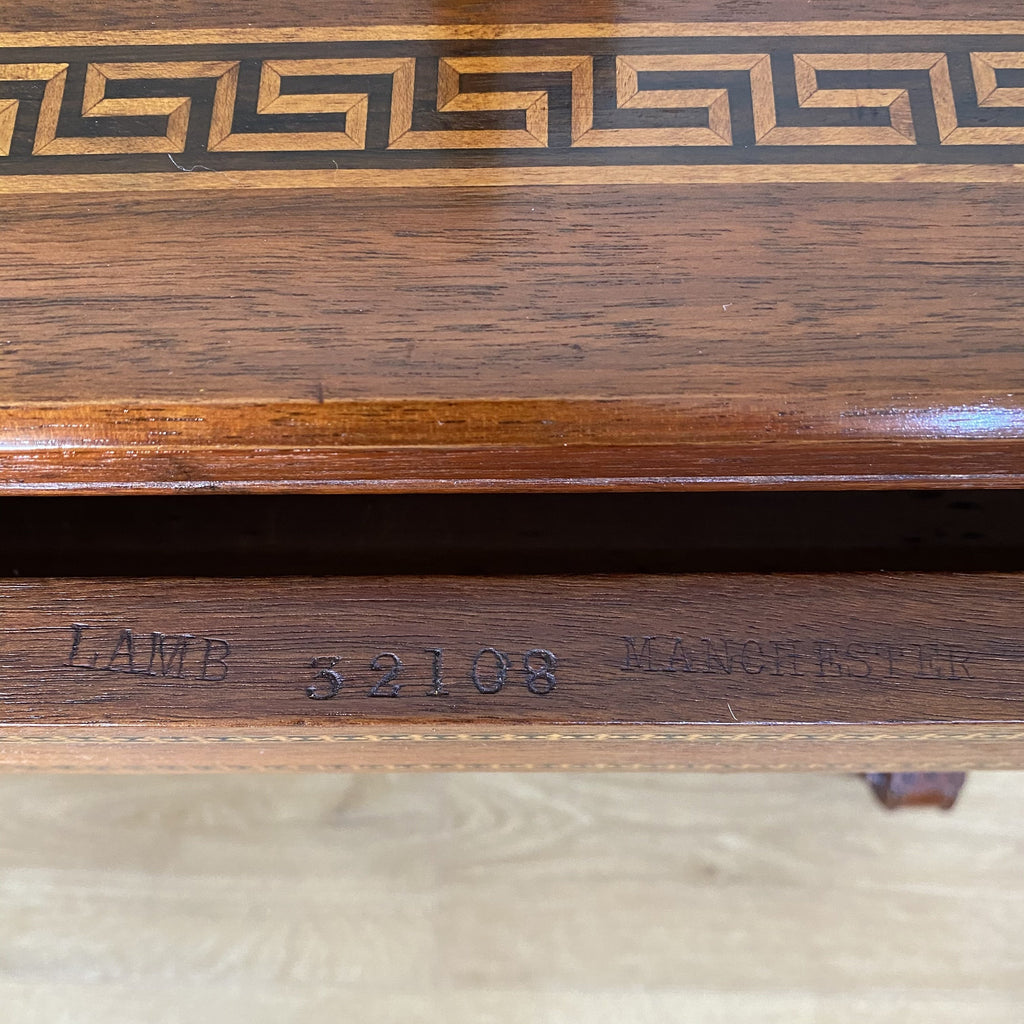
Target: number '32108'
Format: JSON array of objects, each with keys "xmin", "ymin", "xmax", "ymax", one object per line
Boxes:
[{"xmin": 305, "ymin": 647, "xmax": 558, "ymax": 699}]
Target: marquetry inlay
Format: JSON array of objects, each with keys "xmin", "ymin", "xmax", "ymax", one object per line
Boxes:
[{"xmin": 1, "ymin": 22, "xmax": 1023, "ymax": 190}]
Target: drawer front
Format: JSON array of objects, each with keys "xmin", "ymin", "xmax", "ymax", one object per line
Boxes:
[{"xmin": 2, "ymin": 574, "xmax": 1022, "ymax": 770}]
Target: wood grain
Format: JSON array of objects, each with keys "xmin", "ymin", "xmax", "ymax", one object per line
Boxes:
[
  {"xmin": 1, "ymin": 1, "xmax": 1023, "ymax": 490},
  {"xmin": 2, "ymin": 772, "xmax": 1023, "ymax": 1023},
  {"xmin": 3, "ymin": 573, "xmax": 1024, "ymax": 770},
  {"xmin": 3, "ymin": 185, "xmax": 1024, "ymax": 490},
  {"xmin": 10, "ymin": 0, "xmax": 1024, "ymax": 31}
]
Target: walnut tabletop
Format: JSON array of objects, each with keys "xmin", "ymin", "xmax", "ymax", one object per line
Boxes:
[{"xmin": 2, "ymin": 0, "xmax": 1024, "ymax": 493}]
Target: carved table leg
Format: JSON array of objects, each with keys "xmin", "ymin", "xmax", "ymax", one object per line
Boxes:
[{"xmin": 864, "ymin": 772, "xmax": 967, "ymax": 810}]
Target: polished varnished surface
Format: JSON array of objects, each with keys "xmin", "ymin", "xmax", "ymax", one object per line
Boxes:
[{"xmin": 2, "ymin": 1, "xmax": 1024, "ymax": 490}]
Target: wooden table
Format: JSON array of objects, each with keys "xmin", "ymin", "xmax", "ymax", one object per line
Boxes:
[{"xmin": 2, "ymin": 0, "xmax": 1024, "ymax": 782}]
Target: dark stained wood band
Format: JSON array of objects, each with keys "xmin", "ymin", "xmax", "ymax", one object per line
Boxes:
[{"xmin": 1, "ymin": 573, "xmax": 1023, "ymax": 770}]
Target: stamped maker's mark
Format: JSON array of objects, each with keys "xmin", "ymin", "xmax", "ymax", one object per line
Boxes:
[
  {"xmin": 306, "ymin": 645, "xmax": 558, "ymax": 700},
  {"xmin": 66, "ymin": 623, "xmax": 231, "ymax": 681},
  {"xmin": 621, "ymin": 634, "xmax": 974, "ymax": 679}
]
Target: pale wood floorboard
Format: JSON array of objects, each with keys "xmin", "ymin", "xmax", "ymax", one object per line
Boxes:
[{"xmin": 0, "ymin": 772, "xmax": 1022, "ymax": 1023}]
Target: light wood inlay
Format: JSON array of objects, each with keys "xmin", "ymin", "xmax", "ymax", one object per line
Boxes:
[
  {"xmin": 5, "ymin": 22, "xmax": 1024, "ymax": 45},
  {"xmin": 0, "ymin": 63, "xmax": 67, "ymax": 155},
  {"xmin": 208, "ymin": 59, "xmax": 417, "ymax": 152}
]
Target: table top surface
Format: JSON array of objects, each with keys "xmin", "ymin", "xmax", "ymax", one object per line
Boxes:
[{"xmin": 3, "ymin": 0, "xmax": 1024, "ymax": 492}]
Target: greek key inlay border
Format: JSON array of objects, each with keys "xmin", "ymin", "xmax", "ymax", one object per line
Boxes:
[{"xmin": 1, "ymin": 22, "xmax": 1023, "ymax": 190}]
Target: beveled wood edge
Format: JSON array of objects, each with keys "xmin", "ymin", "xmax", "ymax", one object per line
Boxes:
[
  {"xmin": 3, "ymin": 21, "xmax": 1024, "ymax": 46},
  {"xmin": 0, "ymin": 724, "xmax": 1021, "ymax": 771},
  {"xmin": 1, "ymin": 398, "xmax": 1023, "ymax": 491},
  {"xmin": 2, "ymin": 442, "xmax": 1023, "ymax": 492},
  {"xmin": 2, "ymin": 397, "xmax": 1020, "ymax": 447}
]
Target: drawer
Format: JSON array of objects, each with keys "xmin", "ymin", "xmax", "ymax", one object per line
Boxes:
[{"xmin": 0, "ymin": 492, "xmax": 1020, "ymax": 772}]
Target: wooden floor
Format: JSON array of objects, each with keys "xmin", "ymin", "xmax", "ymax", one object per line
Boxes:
[{"xmin": 1, "ymin": 772, "xmax": 1022, "ymax": 1022}]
